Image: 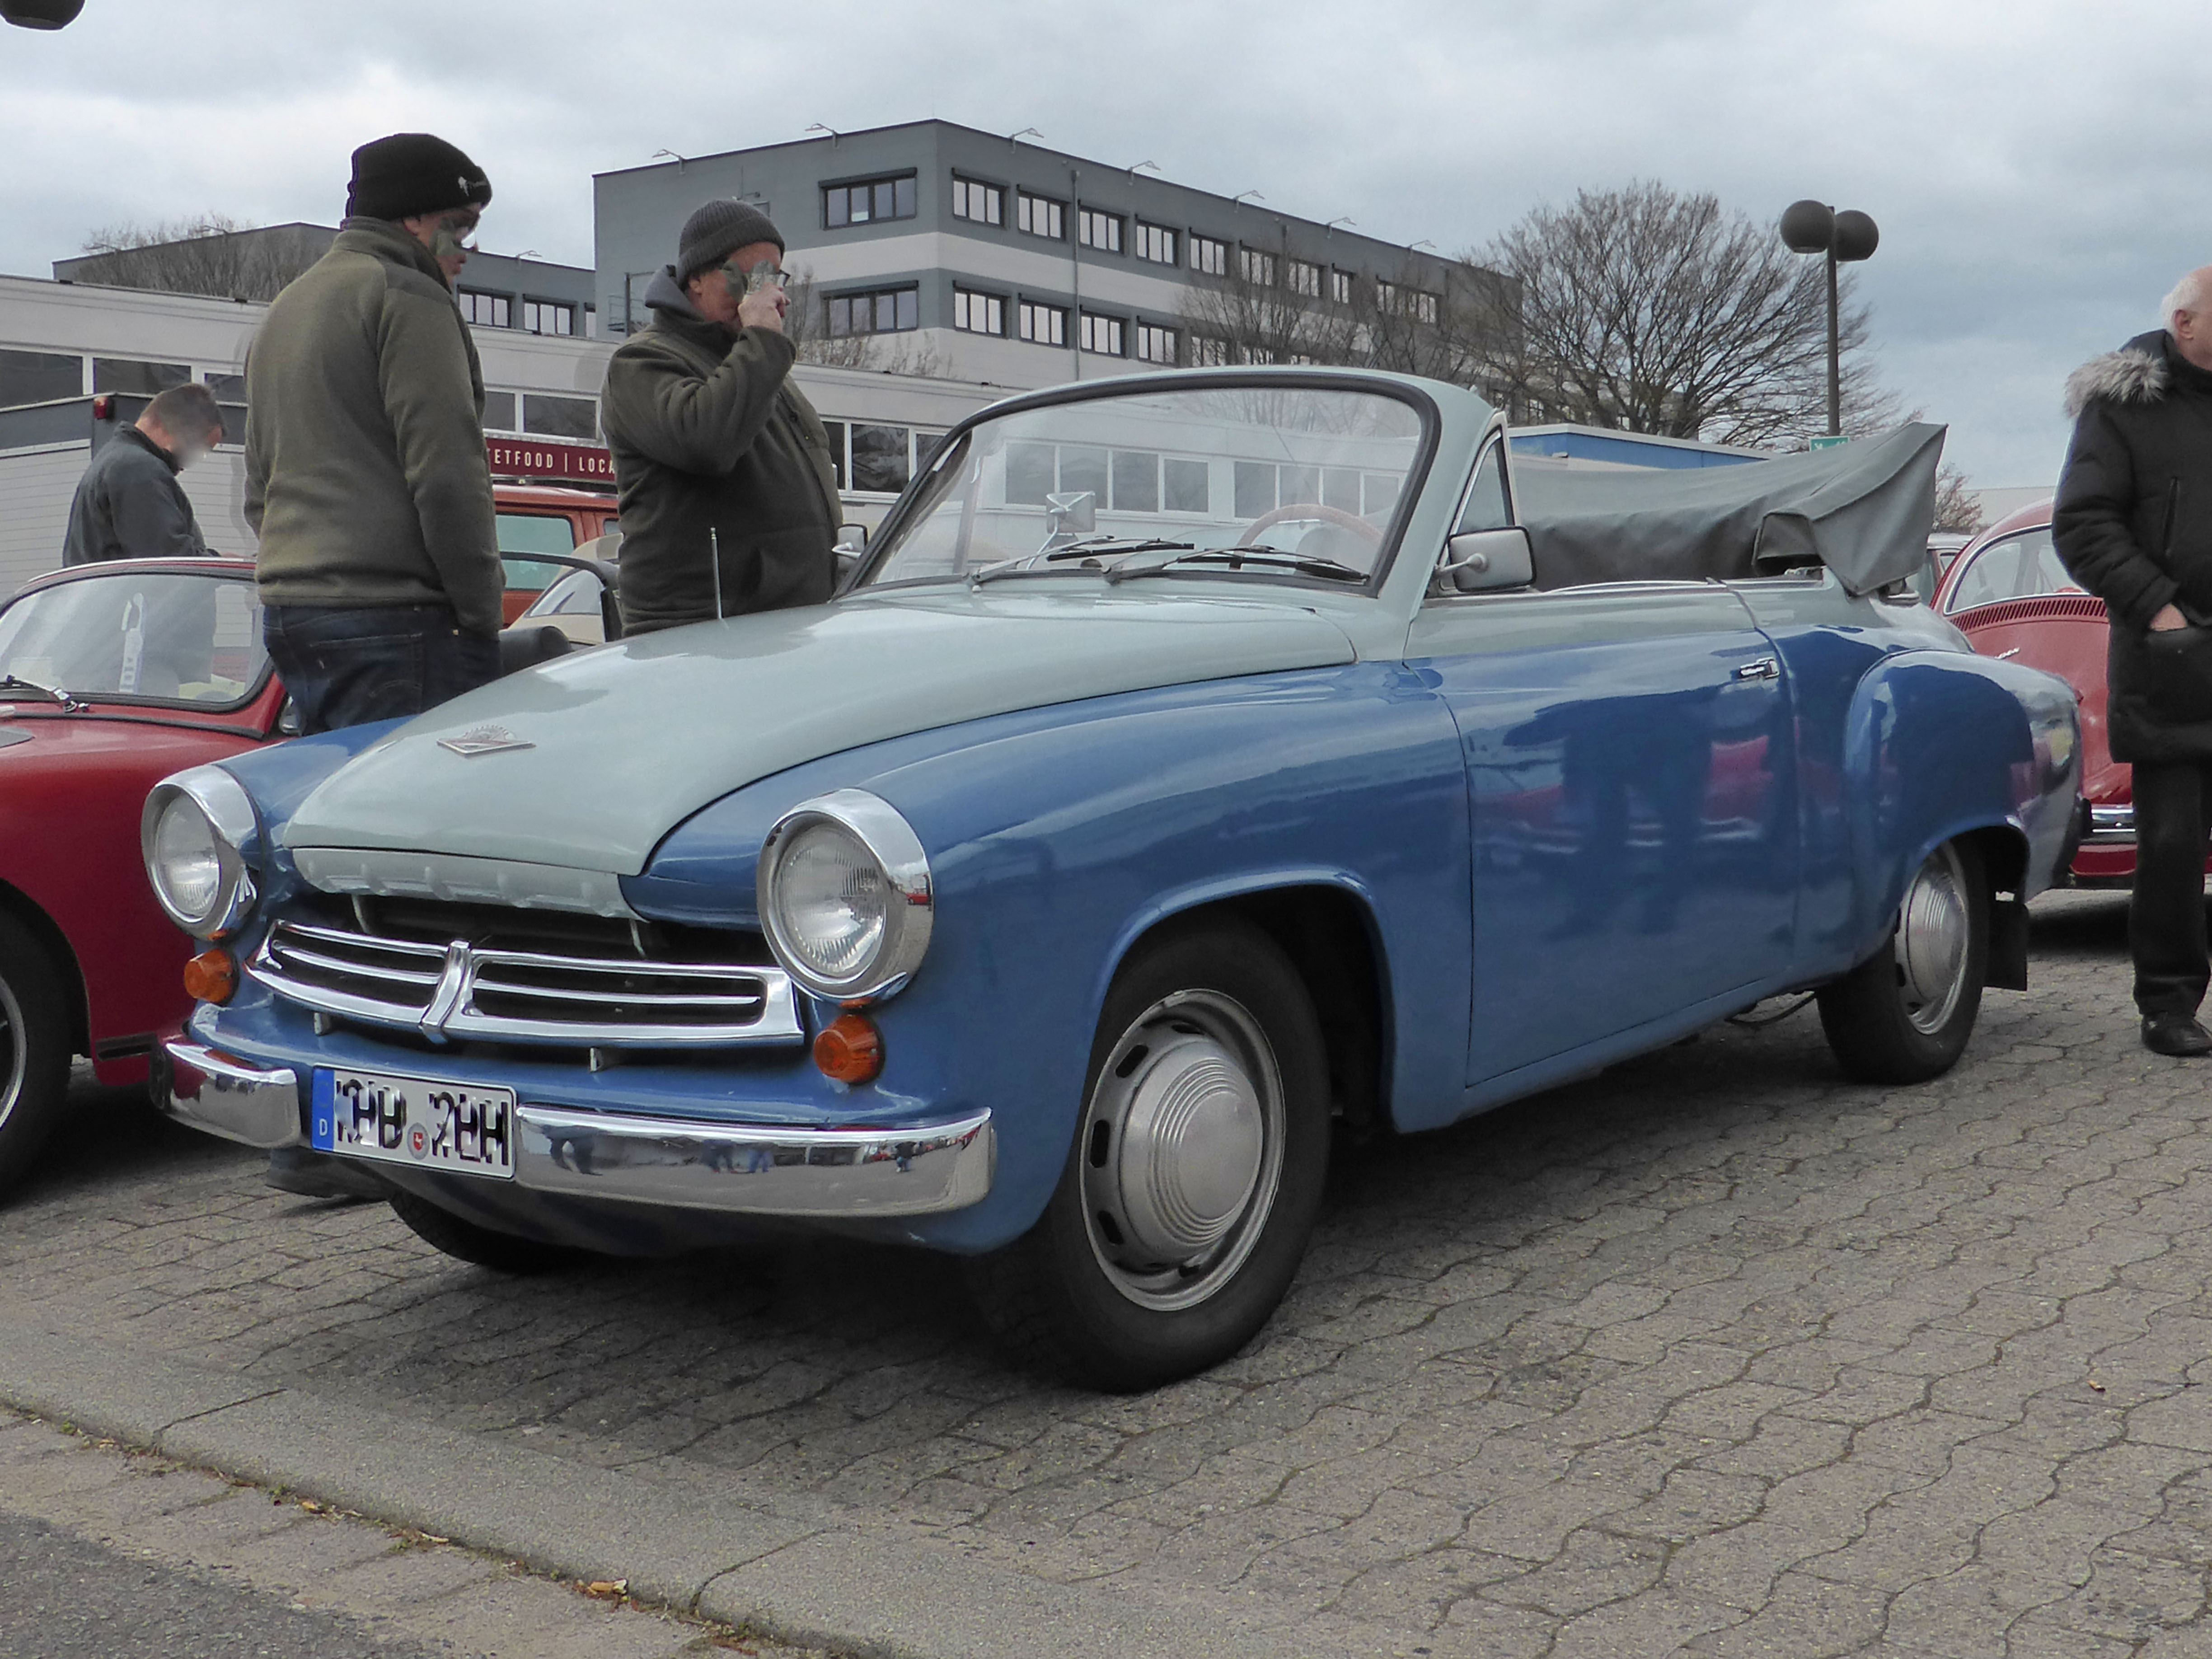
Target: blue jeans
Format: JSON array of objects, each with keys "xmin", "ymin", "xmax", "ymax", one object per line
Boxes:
[{"xmin": 263, "ymin": 604, "xmax": 498, "ymax": 735}]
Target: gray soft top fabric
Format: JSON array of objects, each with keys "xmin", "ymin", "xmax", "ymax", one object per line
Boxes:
[{"xmin": 1511, "ymin": 422, "xmax": 1945, "ymax": 595}]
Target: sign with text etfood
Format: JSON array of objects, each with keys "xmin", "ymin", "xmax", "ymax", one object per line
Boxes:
[{"xmin": 485, "ymin": 436, "xmax": 615, "ymax": 484}]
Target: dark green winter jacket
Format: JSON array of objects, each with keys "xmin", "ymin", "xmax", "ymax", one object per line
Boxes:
[
  {"xmin": 600, "ymin": 270, "xmax": 839, "ymax": 634},
  {"xmin": 244, "ymin": 217, "xmax": 502, "ymax": 637}
]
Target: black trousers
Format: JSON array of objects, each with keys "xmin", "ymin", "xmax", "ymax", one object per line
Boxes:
[{"xmin": 2130, "ymin": 758, "xmax": 2212, "ymax": 1017}]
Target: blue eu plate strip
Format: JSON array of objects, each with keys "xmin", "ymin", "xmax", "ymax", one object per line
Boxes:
[{"xmin": 309, "ymin": 1069, "xmax": 335, "ymax": 1152}]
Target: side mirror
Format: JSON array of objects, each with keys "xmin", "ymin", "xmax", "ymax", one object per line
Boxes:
[
  {"xmin": 1439, "ymin": 526, "xmax": 1534, "ymax": 593},
  {"xmin": 1045, "ymin": 490, "xmax": 1097, "ymax": 538},
  {"xmin": 834, "ymin": 523, "xmax": 869, "ymax": 553}
]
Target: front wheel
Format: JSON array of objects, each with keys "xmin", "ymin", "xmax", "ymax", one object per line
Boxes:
[
  {"xmin": 0, "ymin": 911, "xmax": 75, "ymax": 1198},
  {"xmin": 968, "ymin": 919, "xmax": 1331, "ymax": 1391},
  {"xmin": 1818, "ymin": 839, "xmax": 1988, "ymax": 1084}
]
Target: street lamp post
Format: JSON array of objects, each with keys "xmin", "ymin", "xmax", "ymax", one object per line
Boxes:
[{"xmin": 1780, "ymin": 200, "xmax": 1879, "ymax": 437}]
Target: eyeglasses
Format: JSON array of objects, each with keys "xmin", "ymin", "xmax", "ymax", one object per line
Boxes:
[{"xmin": 721, "ymin": 259, "xmax": 790, "ymax": 291}]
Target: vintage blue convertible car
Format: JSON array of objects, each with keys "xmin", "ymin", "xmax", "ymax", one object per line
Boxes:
[{"xmin": 145, "ymin": 370, "xmax": 2080, "ymax": 1389}]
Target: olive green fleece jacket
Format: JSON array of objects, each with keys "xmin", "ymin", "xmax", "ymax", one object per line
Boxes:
[
  {"xmin": 600, "ymin": 273, "xmax": 840, "ymax": 634},
  {"xmin": 244, "ymin": 217, "xmax": 502, "ymax": 637}
]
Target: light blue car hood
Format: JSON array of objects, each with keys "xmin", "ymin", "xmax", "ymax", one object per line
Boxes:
[{"xmin": 282, "ymin": 589, "xmax": 1358, "ymax": 875}]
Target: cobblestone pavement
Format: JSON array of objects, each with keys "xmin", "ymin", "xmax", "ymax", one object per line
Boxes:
[{"xmin": 6, "ymin": 889, "xmax": 2212, "ymax": 1657}]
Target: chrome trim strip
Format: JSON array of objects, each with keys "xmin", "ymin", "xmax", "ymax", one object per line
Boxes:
[
  {"xmin": 515, "ymin": 1105, "xmax": 996, "ymax": 1217},
  {"xmin": 152, "ymin": 1038, "xmax": 303, "ymax": 1149},
  {"xmin": 279, "ymin": 920, "xmax": 449, "ymax": 959},
  {"xmin": 292, "ymin": 846, "xmax": 643, "ymax": 919}
]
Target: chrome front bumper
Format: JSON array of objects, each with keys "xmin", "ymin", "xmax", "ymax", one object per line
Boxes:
[{"xmin": 153, "ymin": 1038, "xmax": 995, "ymax": 1218}]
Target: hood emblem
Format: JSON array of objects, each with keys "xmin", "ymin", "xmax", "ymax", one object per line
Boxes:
[{"xmin": 438, "ymin": 724, "xmax": 535, "ymax": 758}]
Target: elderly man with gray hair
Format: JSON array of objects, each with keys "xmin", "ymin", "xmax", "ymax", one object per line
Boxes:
[{"xmin": 2056, "ymin": 266, "xmax": 2212, "ymax": 1055}]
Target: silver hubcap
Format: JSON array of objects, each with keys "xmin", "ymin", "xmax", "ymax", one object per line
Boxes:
[
  {"xmin": 1895, "ymin": 843, "xmax": 1970, "ymax": 1035},
  {"xmin": 0, "ymin": 973, "xmax": 24, "ymax": 1133},
  {"xmin": 1080, "ymin": 989, "xmax": 1285, "ymax": 1312}
]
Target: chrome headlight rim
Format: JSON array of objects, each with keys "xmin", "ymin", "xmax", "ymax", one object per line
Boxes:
[
  {"xmin": 140, "ymin": 765, "xmax": 260, "ymax": 939},
  {"xmin": 757, "ymin": 789, "xmax": 933, "ymax": 1002}
]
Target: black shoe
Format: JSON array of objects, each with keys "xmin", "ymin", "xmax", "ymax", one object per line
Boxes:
[
  {"xmin": 2142, "ymin": 1013, "xmax": 2212, "ymax": 1057},
  {"xmin": 265, "ymin": 1147, "xmax": 390, "ymax": 1201}
]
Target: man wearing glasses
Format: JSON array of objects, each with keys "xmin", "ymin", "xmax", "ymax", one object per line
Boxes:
[
  {"xmin": 243, "ymin": 132, "xmax": 501, "ymax": 1201},
  {"xmin": 600, "ymin": 201, "xmax": 841, "ymax": 634}
]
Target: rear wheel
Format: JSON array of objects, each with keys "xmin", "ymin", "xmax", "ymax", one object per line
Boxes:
[
  {"xmin": 387, "ymin": 1187, "xmax": 581, "ymax": 1275},
  {"xmin": 1818, "ymin": 839, "xmax": 1987, "ymax": 1083},
  {"xmin": 969, "ymin": 919, "xmax": 1331, "ymax": 1391},
  {"xmin": 0, "ymin": 911, "xmax": 74, "ymax": 1198}
]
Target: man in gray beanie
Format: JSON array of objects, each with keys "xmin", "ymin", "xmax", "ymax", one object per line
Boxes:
[{"xmin": 600, "ymin": 200, "xmax": 840, "ymax": 633}]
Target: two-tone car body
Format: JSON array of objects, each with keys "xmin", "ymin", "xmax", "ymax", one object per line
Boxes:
[{"xmin": 146, "ymin": 370, "xmax": 2081, "ymax": 1387}]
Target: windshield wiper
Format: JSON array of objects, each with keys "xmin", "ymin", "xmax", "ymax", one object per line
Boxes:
[
  {"xmin": 963, "ymin": 537, "xmax": 1200, "ymax": 589},
  {"xmin": 1102, "ymin": 546, "xmax": 1369, "ymax": 585},
  {"xmin": 0, "ymin": 673, "xmax": 86, "ymax": 713}
]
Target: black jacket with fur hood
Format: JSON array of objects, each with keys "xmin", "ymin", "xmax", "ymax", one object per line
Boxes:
[{"xmin": 2053, "ymin": 328, "xmax": 2212, "ymax": 761}]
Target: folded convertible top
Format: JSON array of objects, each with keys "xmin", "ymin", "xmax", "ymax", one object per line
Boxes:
[{"xmin": 1510, "ymin": 422, "xmax": 1946, "ymax": 596}]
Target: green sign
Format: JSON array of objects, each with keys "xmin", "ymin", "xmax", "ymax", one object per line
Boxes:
[{"xmin": 1808, "ymin": 435, "xmax": 1850, "ymax": 450}]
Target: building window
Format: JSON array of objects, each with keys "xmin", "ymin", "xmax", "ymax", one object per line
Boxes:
[
  {"xmin": 852, "ymin": 423, "xmax": 911, "ymax": 493},
  {"xmin": 583, "ymin": 307, "xmax": 598, "ymax": 339},
  {"xmin": 1287, "ymin": 258, "xmax": 1321, "ymax": 298},
  {"xmin": 202, "ymin": 372, "xmax": 246, "ymax": 401},
  {"xmin": 480, "ymin": 390, "xmax": 517, "ymax": 432},
  {"xmin": 954, "ymin": 289, "xmax": 1005, "ymax": 335},
  {"xmin": 1190, "ymin": 234, "xmax": 1228, "ymax": 277},
  {"xmin": 92, "ymin": 358, "xmax": 189, "ymax": 395},
  {"xmin": 522, "ymin": 299, "xmax": 574, "ymax": 336},
  {"xmin": 1239, "ymin": 248, "xmax": 1277, "ymax": 287},
  {"xmin": 1133, "ymin": 222, "xmax": 1176, "ymax": 265},
  {"xmin": 1190, "ymin": 336, "xmax": 1229, "ymax": 367},
  {"xmin": 1018, "ymin": 300, "xmax": 1067, "ymax": 346},
  {"xmin": 1077, "ymin": 208, "xmax": 1123, "ymax": 253},
  {"xmin": 458, "ymin": 289, "xmax": 510, "ymax": 328},
  {"xmin": 823, "ymin": 175, "xmax": 917, "ymax": 229},
  {"xmin": 1079, "ymin": 313, "xmax": 1124, "ymax": 356},
  {"xmin": 1415, "ymin": 290, "xmax": 1439, "ymax": 324},
  {"xmin": 523, "ymin": 393, "xmax": 596, "ymax": 441},
  {"xmin": 1330, "ymin": 268, "xmax": 1353, "ymax": 305},
  {"xmin": 1134, "ymin": 324, "xmax": 1177, "ymax": 365},
  {"xmin": 951, "ymin": 177, "xmax": 1003, "ymax": 225},
  {"xmin": 1377, "ymin": 280, "xmax": 1440, "ymax": 323},
  {"xmin": 1017, "ymin": 192, "xmax": 1065, "ymax": 240},
  {"xmin": 0, "ymin": 348, "xmax": 83, "ymax": 408},
  {"xmin": 827, "ymin": 287, "xmax": 920, "ymax": 335}
]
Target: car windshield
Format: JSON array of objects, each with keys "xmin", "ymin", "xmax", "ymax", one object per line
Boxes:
[
  {"xmin": 858, "ymin": 382, "xmax": 1431, "ymax": 590},
  {"xmin": 0, "ymin": 570, "xmax": 267, "ymax": 708},
  {"xmin": 1943, "ymin": 526, "xmax": 2083, "ymax": 614}
]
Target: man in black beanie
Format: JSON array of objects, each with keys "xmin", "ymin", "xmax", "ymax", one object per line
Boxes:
[
  {"xmin": 244, "ymin": 133, "xmax": 502, "ymax": 1198},
  {"xmin": 600, "ymin": 200, "xmax": 840, "ymax": 633}
]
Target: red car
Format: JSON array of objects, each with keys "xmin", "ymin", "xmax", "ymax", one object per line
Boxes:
[
  {"xmin": 1934, "ymin": 498, "xmax": 2173, "ymax": 885},
  {"xmin": 0, "ymin": 556, "xmax": 286, "ymax": 1190}
]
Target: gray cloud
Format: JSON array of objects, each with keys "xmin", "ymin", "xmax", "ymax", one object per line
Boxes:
[{"xmin": 2, "ymin": 0, "xmax": 2194, "ymax": 490}]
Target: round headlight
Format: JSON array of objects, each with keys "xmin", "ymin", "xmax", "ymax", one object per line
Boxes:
[
  {"xmin": 151, "ymin": 796, "xmax": 224, "ymax": 926},
  {"xmin": 759, "ymin": 790, "xmax": 933, "ymax": 1000},
  {"xmin": 141, "ymin": 766, "xmax": 260, "ymax": 938}
]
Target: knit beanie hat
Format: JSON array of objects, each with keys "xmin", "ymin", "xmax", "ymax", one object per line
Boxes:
[
  {"xmin": 347, "ymin": 133, "xmax": 493, "ymax": 221},
  {"xmin": 676, "ymin": 199, "xmax": 783, "ymax": 284}
]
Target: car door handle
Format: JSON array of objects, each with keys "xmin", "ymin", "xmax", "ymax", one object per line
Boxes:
[{"xmin": 1733, "ymin": 657, "xmax": 1781, "ymax": 681}]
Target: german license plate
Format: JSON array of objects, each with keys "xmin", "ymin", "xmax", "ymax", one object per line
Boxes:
[{"xmin": 309, "ymin": 1068, "xmax": 516, "ymax": 1179}]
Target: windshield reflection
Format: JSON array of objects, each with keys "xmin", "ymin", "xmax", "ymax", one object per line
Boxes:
[
  {"xmin": 0, "ymin": 572, "xmax": 267, "ymax": 708},
  {"xmin": 860, "ymin": 383, "xmax": 1434, "ymax": 590}
]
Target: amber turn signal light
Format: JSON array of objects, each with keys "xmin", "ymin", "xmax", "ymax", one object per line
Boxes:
[
  {"xmin": 183, "ymin": 947, "xmax": 238, "ymax": 1005},
  {"xmin": 813, "ymin": 1010, "xmax": 884, "ymax": 1084}
]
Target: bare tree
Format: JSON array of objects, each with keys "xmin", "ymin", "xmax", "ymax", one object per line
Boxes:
[
  {"xmin": 782, "ymin": 268, "xmax": 946, "ymax": 379},
  {"xmin": 1464, "ymin": 181, "xmax": 1894, "ymax": 447},
  {"xmin": 72, "ymin": 215, "xmax": 323, "ymax": 302},
  {"xmin": 1931, "ymin": 462, "xmax": 1985, "ymax": 534}
]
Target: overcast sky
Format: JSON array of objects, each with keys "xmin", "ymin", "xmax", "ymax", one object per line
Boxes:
[{"xmin": 0, "ymin": 0, "xmax": 2192, "ymax": 489}]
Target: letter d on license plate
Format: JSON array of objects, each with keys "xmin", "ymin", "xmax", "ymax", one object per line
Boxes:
[{"xmin": 310, "ymin": 1068, "xmax": 516, "ymax": 1180}]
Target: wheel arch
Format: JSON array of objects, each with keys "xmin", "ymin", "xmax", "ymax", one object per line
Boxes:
[{"xmin": 0, "ymin": 879, "xmax": 88, "ymax": 1060}]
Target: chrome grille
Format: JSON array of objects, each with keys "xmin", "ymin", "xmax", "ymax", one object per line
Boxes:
[{"xmin": 250, "ymin": 917, "xmax": 803, "ymax": 1048}]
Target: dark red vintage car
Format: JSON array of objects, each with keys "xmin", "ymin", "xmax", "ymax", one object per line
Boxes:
[
  {"xmin": 0, "ymin": 556, "xmax": 287, "ymax": 1190},
  {"xmin": 1934, "ymin": 498, "xmax": 2180, "ymax": 885}
]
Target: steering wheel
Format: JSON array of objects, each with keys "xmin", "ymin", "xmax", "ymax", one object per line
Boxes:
[{"xmin": 1238, "ymin": 502, "xmax": 1383, "ymax": 548}]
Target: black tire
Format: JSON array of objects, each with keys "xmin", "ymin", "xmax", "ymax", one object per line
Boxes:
[
  {"xmin": 0, "ymin": 910, "xmax": 75, "ymax": 1198},
  {"xmin": 968, "ymin": 917, "xmax": 1332, "ymax": 1392},
  {"xmin": 387, "ymin": 1187, "xmax": 581, "ymax": 1275},
  {"xmin": 1818, "ymin": 839, "xmax": 1988, "ymax": 1084}
]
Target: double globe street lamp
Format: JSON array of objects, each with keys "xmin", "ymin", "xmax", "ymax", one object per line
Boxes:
[{"xmin": 1780, "ymin": 200, "xmax": 1879, "ymax": 439}]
